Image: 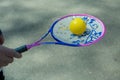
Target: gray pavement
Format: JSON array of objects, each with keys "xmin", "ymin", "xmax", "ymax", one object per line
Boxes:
[{"xmin": 0, "ymin": 0, "xmax": 120, "ymax": 80}]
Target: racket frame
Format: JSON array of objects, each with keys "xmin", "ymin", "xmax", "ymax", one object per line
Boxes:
[{"xmin": 15, "ymin": 14, "xmax": 106, "ymax": 53}]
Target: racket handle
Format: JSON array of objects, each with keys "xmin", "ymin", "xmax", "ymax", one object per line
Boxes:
[{"xmin": 15, "ymin": 45, "xmax": 28, "ymax": 53}]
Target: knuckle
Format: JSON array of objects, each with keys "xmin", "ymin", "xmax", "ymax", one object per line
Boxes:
[
  {"xmin": 9, "ymin": 58, "xmax": 14, "ymax": 63},
  {"xmin": 2, "ymin": 63, "xmax": 9, "ymax": 67}
]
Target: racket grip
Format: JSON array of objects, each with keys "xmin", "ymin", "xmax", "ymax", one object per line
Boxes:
[{"xmin": 15, "ymin": 45, "xmax": 28, "ymax": 53}]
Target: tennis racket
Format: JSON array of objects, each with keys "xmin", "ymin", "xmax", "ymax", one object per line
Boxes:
[{"xmin": 15, "ymin": 14, "xmax": 106, "ymax": 53}]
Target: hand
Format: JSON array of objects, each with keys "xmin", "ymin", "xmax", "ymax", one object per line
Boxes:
[{"xmin": 0, "ymin": 31, "xmax": 22, "ymax": 67}]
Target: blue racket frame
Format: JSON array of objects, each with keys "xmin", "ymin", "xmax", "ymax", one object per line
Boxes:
[{"xmin": 15, "ymin": 14, "xmax": 106, "ymax": 53}]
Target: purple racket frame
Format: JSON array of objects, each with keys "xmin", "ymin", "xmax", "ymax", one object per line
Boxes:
[{"xmin": 15, "ymin": 14, "xmax": 106, "ymax": 53}]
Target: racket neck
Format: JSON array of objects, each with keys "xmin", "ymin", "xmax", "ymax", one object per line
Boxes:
[{"xmin": 27, "ymin": 30, "xmax": 51, "ymax": 49}]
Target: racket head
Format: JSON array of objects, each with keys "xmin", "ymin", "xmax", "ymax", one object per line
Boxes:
[{"xmin": 50, "ymin": 14, "xmax": 106, "ymax": 47}]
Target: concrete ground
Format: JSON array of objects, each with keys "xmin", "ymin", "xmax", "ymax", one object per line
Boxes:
[{"xmin": 0, "ymin": 0, "xmax": 120, "ymax": 80}]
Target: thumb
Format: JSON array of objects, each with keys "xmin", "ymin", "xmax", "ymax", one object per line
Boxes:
[
  {"xmin": 6, "ymin": 48, "xmax": 22, "ymax": 58},
  {"xmin": 1, "ymin": 46, "xmax": 22, "ymax": 58},
  {"xmin": 13, "ymin": 50, "xmax": 22, "ymax": 58}
]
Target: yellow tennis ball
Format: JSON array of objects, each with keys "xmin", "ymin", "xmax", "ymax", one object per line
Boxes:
[{"xmin": 69, "ymin": 18, "xmax": 86, "ymax": 35}]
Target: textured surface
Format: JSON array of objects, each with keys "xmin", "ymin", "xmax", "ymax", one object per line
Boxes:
[{"xmin": 0, "ymin": 0, "xmax": 120, "ymax": 80}]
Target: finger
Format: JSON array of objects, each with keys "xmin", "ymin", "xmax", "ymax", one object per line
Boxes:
[
  {"xmin": 0, "ymin": 45, "xmax": 22, "ymax": 58},
  {"xmin": 6, "ymin": 50, "xmax": 22, "ymax": 58},
  {"xmin": 1, "ymin": 46, "xmax": 22, "ymax": 58},
  {"xmin": 0, "ymin": 62, "xmax": 11, "ymax": 67},
  {"xmin": 0, "ymin": 62, "xmax": 9, "ymax": 67},
  {"xmin": 6, "ymin": 57, "xmax": 14, "ymax": 63},
  {"xmin": 13, "ymin": 52, "xmax": 22, "ymax": 58},
  {"xmin": 0, "ymin": 56, "xmax": 13, "ymax": 67},
  {"xmin": 0, "ymin": 56, "xmax": 14, "ymax": 63}
]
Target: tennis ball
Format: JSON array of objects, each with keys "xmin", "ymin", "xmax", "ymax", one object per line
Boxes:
[{"xmin": 69, "ymin": 18, "xmax": 86, "ymax": 35}]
